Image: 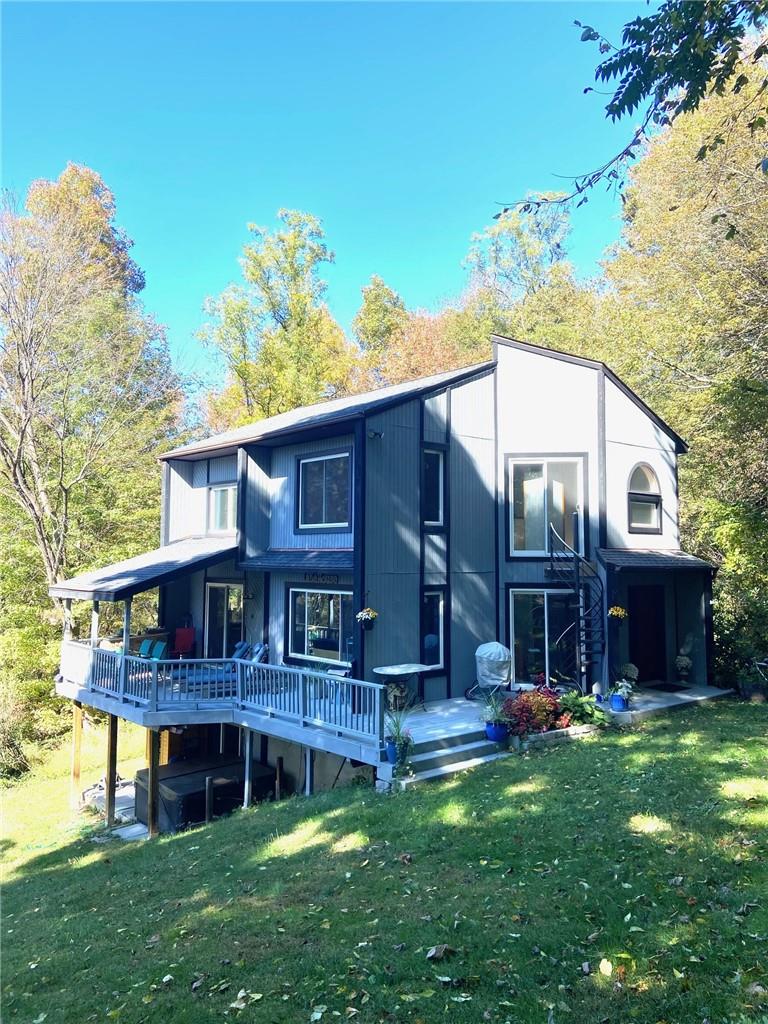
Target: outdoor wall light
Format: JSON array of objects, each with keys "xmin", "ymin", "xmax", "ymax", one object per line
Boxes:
[{"xmin": 367, "ymin": 429, "xmax": 384, "ymax": 439}]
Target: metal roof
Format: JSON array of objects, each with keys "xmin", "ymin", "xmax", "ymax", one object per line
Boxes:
[
  {"xmin": 240, "ymin": 549, "xmax": 354, "ymax": 572},
  {"xmin": 597, "ymin": 548, "xmax": 714, "ymax": 572},
  {"xmin": 49, "ymin": 536, "xmax": 238, "ymax": 602},
  {"xmin": 161, "ymin": 360, "xmax": 496, "ymax": 460}
]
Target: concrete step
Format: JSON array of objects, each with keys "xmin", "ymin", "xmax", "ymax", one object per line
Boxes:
[{"xmin": 389, "ymin": 750, "xmax": 513, "ymax": 790}]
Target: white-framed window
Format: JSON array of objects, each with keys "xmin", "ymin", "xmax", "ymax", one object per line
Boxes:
[
  {"xmin": 288, "ymin": 588, "xmax": 354, "ymax": 665},
  {"xmin": 209, "ymin": 484, "xmax": 237, "ymax": 532},
  {"xmin": 628, "ymin": 464, "xmax": 662, "ymax": 534},
  {"xmin": 508, "ymin": 457, "xmax": 583, "ymax": 555},
  {"xmin": 421, "ymin": 589, "xmax": 445, "ymax": 669},
  {"xmin": 423, "ymin": 449, "xmax": 445, "ymax": 527},
  {"xmin": 509, "ymin": 588, "xmax": 578, "ymax": 686},
  {"xmin": 298, "ymin": 452, "xmax": 351, "ymax": 529}
]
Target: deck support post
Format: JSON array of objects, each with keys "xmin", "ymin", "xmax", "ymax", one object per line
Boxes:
[
  {"xmin": 105, "ymin": 713, "xmax": 118, "ymax": 827},
  {"xmin": 70, "ymin": 700, "xmax": 83, "ymax": 809},
  {"xmin": 304, "ymin": 746, "xmax": 314, "ymax": 796},
  {"xmin": 122, "ymin": 598, "xmax": 132, "ymax": 655},
  {"xmin": 147, "ymin": 728, "xmax": 160, "ymax": 837},
  {"xmin": 90, "ymin": 600, "xmax": 100, "ymax": 647},
  {"xmin": 63, "ymin": 598, "xmax": 73, "ymax": 641},
  {"xmin": 242, "ymin": 728, "xmax": 253, "ymax": 808}
]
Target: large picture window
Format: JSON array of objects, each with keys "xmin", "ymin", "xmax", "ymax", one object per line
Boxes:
[
  {"xmin": 628, "ymin": 464, "xmax": 662, "ymax": 534},
  {"xmin": 298, "ymin": 452, "xmax": 351, "ymax": 529},
  {"xmin": 509, "ymin": 458, "xmax": 583, "ymax": 554},
  {"xmin": 510, "ymin": 589, "xmax": 578, "ymax": 686},
  {"xmin": 209, "ymin": 484, "xmax": 237, "ymax": 532},
  {"xmin": 422, "ymin": 449, "xmax": 445, "ymax": 527},
  {"xmin": 421, "ymin": 589, "xmax": 445, "ymax": 669},
  {"xmin": 288, "ymin": 588, "xmax": 354, "ymax": 665}
]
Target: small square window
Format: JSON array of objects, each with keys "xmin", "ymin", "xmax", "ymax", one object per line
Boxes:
[{"xmin": 298, "ymin": 453, "xmax": 351, "ymax": 529}]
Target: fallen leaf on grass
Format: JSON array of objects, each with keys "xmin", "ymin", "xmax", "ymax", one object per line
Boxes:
[
  {"xmin": 426, "ymin": 944, "xmax": 456, "ymax": 961},
  {"xmin": 599, "ymin": 959, "xmax": 613, "ymax": 977}
]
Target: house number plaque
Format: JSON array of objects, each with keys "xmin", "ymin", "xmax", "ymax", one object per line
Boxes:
[{"xmin": 303, "ymin": 573, "xmax": 340, "ymax": 585}]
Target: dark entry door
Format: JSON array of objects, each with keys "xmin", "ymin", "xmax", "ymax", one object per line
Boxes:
[{"xmin": 627, "ymin": 584, "xmax": 667, "ymax": 681}]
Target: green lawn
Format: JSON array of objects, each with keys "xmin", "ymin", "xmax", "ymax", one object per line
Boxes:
[{"xmin": 4, "ymin": 701, "xmax": 768, "ymax": 1024}]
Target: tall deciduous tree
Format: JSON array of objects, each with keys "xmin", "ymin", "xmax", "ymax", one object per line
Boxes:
[
  {"xmin": 0, "ymin": 165, "xmax": 182, "ymax": 601},
  {"xmin": 202, "ymin": 210, "xmax": 360, "ymax": 428}
]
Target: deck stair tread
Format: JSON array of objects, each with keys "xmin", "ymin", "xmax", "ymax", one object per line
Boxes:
[{"xmin": 407, "ymin": 739, "xmax": 503, "ymax": 772}]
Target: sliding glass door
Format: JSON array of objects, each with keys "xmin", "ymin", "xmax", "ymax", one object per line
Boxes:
[
  {"xmin": 510, "ymin": 589, "xmax": 578, "ymax": 685},
  {"xmin": 205, "ymin": 583, "xmax": 244, "ymax": 659}
]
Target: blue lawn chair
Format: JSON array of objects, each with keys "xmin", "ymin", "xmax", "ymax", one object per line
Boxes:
[
  {"xmin": 150, "ymin": 640, "xmax": 167, "ymax": 660},
  {"xmin": 137, "ymin": 638, "xmax": 153, "ymax": 658}
]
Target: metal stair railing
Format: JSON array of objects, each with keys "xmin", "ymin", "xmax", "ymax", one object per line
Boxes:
[{"xmin": 549, "ymin": 514, "xmax": 605, "ymax": 693}]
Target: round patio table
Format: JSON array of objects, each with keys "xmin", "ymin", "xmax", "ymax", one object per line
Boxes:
[{"xmin": 372, "ymin": 663, "xmax": 431, "ymax": 710}]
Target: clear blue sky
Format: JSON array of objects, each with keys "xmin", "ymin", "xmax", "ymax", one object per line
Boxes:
[{"xmin": 2, "ymin": 2, "xmax": 642, "ymax": 376}]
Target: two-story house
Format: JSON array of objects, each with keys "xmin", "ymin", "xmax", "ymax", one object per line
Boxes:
[{"xmin": 53, "ymin": 337, "xmax": 715, "ymax": 829}]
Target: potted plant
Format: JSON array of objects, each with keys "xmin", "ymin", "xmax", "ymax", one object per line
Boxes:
[
  {"xmin": 675, "ymin": 654, "xmax": 692, "ymax": 682},
  {"xmin": 480, "ymin": 690, "xmax": 510, "ymax": 744},
  {"xmin": 384, "ymin": 706, "xmax": 413, "ymax": 765},
  {"xmin": 609, "ymin": 678, "xmax": 634, "ymax": 712},
  {"xmin": 356, "ymin": 607, "xmax": 378, "ymax": 632},
  {"xmin": 502, "ymin": 693, "xmax": 536, "ymax": 751}
]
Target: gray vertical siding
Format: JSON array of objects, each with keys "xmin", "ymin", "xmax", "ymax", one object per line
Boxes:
[
  {"xmin": 363, "ymin": 400, "xmax": 421, "ymax": 678},
  {"xmin": 423, "ymin": 391, "xmax": 448, "ymax": 444},
  {"xmin": 269, "ymin": 435, "xmax": 355, "ymax": 549},
  {"xmin": 449, "ymin": 373, "xmax": 497, "ymax": 695},
  {"xmin": 243, "ymin": 445, "xmax": 272, "ymax": 559}
]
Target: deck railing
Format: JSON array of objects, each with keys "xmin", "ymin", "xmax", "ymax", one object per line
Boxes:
[{"xmin": 58, "ymin": 640, "xmax": 385, "ymax": 748}]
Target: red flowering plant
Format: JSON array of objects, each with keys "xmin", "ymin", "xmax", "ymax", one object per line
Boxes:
[{"xmin": 503, "ymin": 687, "xmax": 561, "ymax": 738}]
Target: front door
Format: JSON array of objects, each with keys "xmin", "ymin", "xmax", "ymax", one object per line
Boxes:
[
  {"xmin": 205, "ymin": 583, "xmax": 244, "ymax": 658},
  {"xmin": 627, "ymin": 584, "xmax": 667, "ymax": 682}
]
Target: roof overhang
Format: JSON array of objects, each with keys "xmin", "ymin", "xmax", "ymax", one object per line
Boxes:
[
  {"xmin": 597, "ymin": 548, "xmax": 715, "ymax": 573},
  {"xmin": 240, "ymin": 549, "xmax": 354, "ymax": 573},
  {"xmin": 49, "ymin": 536, "xmax": 238, "ymax": 602}
]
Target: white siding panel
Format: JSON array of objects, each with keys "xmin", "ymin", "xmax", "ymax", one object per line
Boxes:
[{"xmin": 604, "ymin": 378, "xmax": 679, "ymax": 549}]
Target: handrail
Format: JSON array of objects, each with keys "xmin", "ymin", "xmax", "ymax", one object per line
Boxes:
[{"xmin": 58, "ymin": 640, "xmax": 386, "ymax": 746}]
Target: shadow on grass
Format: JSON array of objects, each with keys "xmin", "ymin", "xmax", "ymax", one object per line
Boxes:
[{"xmin": 3, "ymin": 700, "xmax": 768, "ymax": 1024}]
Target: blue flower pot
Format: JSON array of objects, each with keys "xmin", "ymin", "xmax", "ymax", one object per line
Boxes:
[
  {"xmin": 485, "ymin": 722, "xmax": 509, "ymax": 744},
  {"xmin": 385, "ymin": 740, "xmax": 398, "ymax": 764},
  {"xmin": 610, "ymin": 694, "xmax": 629, "ymax": 712}
]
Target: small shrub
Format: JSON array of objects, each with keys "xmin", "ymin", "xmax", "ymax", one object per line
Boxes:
[
  {"xmin": 557, "ymin": 691, "xmax": 608, "ymax": 726},
  {"xmin": 503, "ymin": 687, "xmax": 561, "ymax": 736}
]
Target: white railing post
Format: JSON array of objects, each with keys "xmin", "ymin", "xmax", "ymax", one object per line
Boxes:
[
  {"xmin": 298, "ymin": 672, "xmax": 306, "ymax": 726},
  {"xmin": 119, "ymin": 653, "xmax": 127, "ymax": 702},
  {"xmin": 376, "ymin": 686, "xmax": 385, "ymax": 748},
  {"xmin": 149, "ymin": 661, "xmax": 158, "ymax": 712}
]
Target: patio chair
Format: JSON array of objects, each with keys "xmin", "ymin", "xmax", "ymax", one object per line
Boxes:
[
  {"xmin": 149, "ymin": 640, "xmax": 167, "ymax": 660},
  {"xmin": 232, "ymin": 640, "xmax": 251, "ymax": 661},
  {"xmin": 169, "ymin": 627, "xmax": 195, "ymax": 659},
  {"xmin": 137, "ymin": 638, "xmax": 154, "ymax": 658}
]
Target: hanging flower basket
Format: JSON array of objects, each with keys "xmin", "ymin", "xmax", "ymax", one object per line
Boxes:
[{"xmin": 356, "ymin": 607, "xmax": 378, "ymax": 631}]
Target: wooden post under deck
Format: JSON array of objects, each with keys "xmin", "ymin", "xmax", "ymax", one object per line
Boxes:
[
  {"xmin": 105, "ymin": 713, "xmax": 118, "ymax": 827},
  {"xmin": 242, "ymin": 728, "xmax": 253, "ymax": 808},
  {"xmin": 147, "ymin": 728, "xmax": 160, "ymax": 837},
  {"xmin": 70, "ymin": 700, "xmax": 83, "ymax": 809}
]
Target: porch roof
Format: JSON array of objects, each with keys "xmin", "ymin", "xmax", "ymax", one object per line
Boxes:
[
  {"xmin": 597, "ymin": 548, "xmax": 715, "ymax": 573},
  {"xmin": 240, "ymin": 549, "xmax": 354, "ymax": 572},
  {"xmin": 49, "ymin": 536, "xmax": 238, "ymax": 602}
]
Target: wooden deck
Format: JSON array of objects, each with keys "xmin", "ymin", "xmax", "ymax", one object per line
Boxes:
[{"xmin": 57, "ymin": 640, "xmax": 387, "ymax": 766}]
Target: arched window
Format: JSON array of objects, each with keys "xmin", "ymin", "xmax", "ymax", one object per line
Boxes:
[{"xmin": 628, "ymin": 464, "xmax": 662, "ymax": 534}]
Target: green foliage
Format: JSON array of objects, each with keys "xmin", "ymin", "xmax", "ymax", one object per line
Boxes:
[
  {"xmin": 0, "ymin": 165, "xmax": 186, "ymax": 771},
  {"xmin": 352, "ymin": 274, "xmax": 407, "ymax": 359},
  {"xmin": 557, "ymin": 691, "xmax": 609, "ymax": 726},
  {"xmin": 201, "ymin": 210, "xmax": 361, "ymax": 429}
]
